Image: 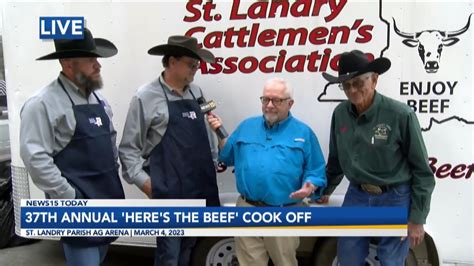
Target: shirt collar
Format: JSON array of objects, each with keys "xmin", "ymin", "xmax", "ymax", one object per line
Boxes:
[
  {"xmin": 58, "ymin": 72, "xmax": 89, "ymax": 99},
  {"xmin": 262, "ymin": 112, "xmax": 293, "ymax": 130},
  {"xmin": 348, "ymin": 91, "xmax": 381, "ymax": 119}
]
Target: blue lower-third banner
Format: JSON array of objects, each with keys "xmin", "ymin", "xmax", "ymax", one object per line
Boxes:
[{"xmin": 20, "ymin": 199, "xmax": 408, "ymax": 237}]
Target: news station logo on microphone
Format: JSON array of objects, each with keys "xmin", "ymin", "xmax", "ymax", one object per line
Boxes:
[{"xmin": 39, "ymin": 17, "xmax": 84, "ymax": 39}]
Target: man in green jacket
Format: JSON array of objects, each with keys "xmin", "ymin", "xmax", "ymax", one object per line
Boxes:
[{"xmin": 319, "ymin": 50, "xmax": 435, "ymax": 266}]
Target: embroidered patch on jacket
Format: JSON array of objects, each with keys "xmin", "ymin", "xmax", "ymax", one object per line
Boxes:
[
  {"xmin": 294, "ymin": 138, "xmax": 305, "ymax": 142},
  {"xmin": 373, "ymin": 123, "xmax": 391, "ymax": 140},
  {"xmin": 182, "ymin": 111, "xmax": 197, "ymax": 120}
]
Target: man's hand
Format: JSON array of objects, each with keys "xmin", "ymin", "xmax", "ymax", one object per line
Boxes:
[
  {"xmin": 315, "ymin": 195, "xmax": 330, "ymax": 204},
  {"xmin": 141, "ymin": 178, "xmax": 152, "ymax": 199},
  {"xmin": 207, "ymin": 113, "xmax": 227, "ymax": 149},
  {"xmin": 408, "ymin": 222, "xmax": 425, "ymax": 247},
  {"xmin": 290, "ymin": 182, "xmax": 316, "ymax": 199}
]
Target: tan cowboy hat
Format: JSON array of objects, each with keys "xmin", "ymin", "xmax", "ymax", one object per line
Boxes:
[
  {"xmin": 148, "ymin": 35, "xmax": 215, "ymax": 63},
  {"xmin": 37, "ymin": 28, "xmax": 117, "ymax": 60}
]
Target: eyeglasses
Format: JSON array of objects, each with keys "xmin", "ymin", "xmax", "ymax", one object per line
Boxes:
[
  {"xmin": 338, "ymin": 74, "xmax": 371, "ymax": 91},
  {"xmin": 180, "ymin": 59, "xmax": 200, "ymax": 70},
  {"xmin": 260, "ymin": 96, "xmax": 290, "ymax": 106}
]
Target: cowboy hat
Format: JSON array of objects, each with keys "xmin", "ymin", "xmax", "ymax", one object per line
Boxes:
[
  {"xmin": 148, "ymin": 35, "xmax": 215, "ymax": 63},
  {"xmin": 322, "ymin": 50, "xmax": 391, "ymax": 83},
  {"xmin": 36, "ymin": 28, "xmax": 118, "ymax": 60}
]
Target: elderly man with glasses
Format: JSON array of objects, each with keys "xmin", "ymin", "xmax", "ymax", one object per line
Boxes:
[
  {"xmin": 207, "ymin": 77, "xmax": 326, "ymax": 266},
  {"xmin": 119, "ymin": 36, "xmax": 220, "ymax": 266},
  {"xmin": 319, "ymin": 50, "xmax": 435, "ymax": 266}
]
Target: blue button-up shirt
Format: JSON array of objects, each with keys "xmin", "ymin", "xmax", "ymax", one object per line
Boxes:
[{"xmin": 219, "ymin": 113, "xmax": 326, "ymax": 206}]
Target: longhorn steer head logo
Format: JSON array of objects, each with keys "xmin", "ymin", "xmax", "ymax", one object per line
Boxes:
[{"xmin": 393, "ymin": 14, "xmax": 472, "ymax": 73}]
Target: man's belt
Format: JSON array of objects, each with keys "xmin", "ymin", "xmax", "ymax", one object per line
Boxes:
[
  {"xmin": 241, "ymin": 196, "xmax": 297, "ymax": 207},
  {"xmin": 359, "ymin": 184, "xmax": 392, "ymax": 195}
]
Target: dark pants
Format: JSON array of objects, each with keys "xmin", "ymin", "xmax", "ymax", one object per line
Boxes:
[
  {"xmin": 337, "ymin": 183, "xmax": 411, "ymax": 266},
  {"xmin": 154, "ymin": 237, "xmax": 197, "ymax": 266}
]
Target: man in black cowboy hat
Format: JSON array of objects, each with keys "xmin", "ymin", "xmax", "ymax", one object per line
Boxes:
[
  {"xmin": 20, "ymin": 28, "xmax": 125, "ymax": 266},
  {"xmin": 319, "ymin": 50, "xmax": 435, "ymax": 265},
  {"xmin": 119, "ymin": 35, "xmax": 220, "ymax": 266}
]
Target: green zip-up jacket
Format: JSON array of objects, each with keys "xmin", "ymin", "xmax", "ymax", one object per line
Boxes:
[{"xmin": 324, "ymin": 91, "xmax": 435, "ymax": 224}]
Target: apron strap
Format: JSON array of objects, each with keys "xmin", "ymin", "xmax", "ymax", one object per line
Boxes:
[
  {"xmin": 158, "ymin": 78, "xmax": 170, "ymax": 102},
  {"xmin": 189, "ymin": 89, "xmax": 197, "ymax": 101},
  {"xmin": 92, "ymin": 92, "xmax": 105, "ymax": 107},
  {"xmin": 158, "ymin": 77, "xmax": 198, "ymax": 102},
  {"xmin": 58, "ymin": 78, "xmax": 104, "ymax": 107},
  {"xmin": 57, "ymin": 78, "xmax": 75, "ymax": 106}
]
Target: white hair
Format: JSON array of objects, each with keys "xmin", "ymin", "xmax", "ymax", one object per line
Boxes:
[
  {"xmin": 358, "ymin": 72, "xmax": 376, "ymax": 80},
  {"xmin": 264, "ymin": 77, "xmax": 293, "ymax": 98},
  {"xmin": 364, "ymin": 72, "xmax": 375, "ymax": 78}
]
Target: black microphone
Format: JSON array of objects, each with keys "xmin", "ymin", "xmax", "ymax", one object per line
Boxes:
[{"xmin": 197, "ymin": 96, "xmax": 229, "ymax": 139}]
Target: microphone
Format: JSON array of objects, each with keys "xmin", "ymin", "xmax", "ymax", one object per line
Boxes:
[{"xmin": 197, "ymin": 96, "xmax": 229, "ymax": 139}]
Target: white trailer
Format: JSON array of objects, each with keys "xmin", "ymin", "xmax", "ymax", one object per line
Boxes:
[{"xmin": 3, "ymin": 1, "xmax": 472, "ymax": 265}]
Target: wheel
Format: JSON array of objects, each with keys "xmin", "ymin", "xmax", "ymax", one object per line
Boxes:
[
  {"xmin": 191, "ymin": 237, "xmax": 239, "ymax": 266},
  {"xmin": 313, "ymin": 238, "xmax": 418, "ymax": 266}
]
